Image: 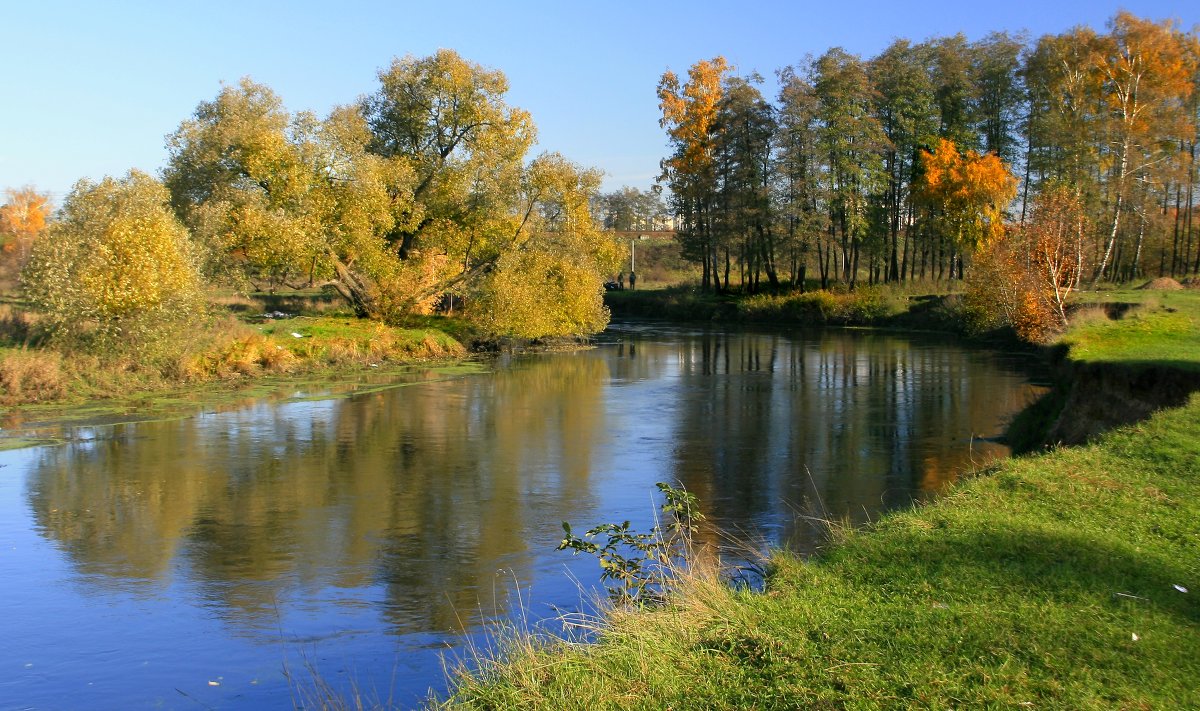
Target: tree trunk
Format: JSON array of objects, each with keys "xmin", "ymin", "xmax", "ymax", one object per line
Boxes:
[
  {"xmin": 330, "ymin": 256, "xmax": 378, "ymax": 319},
  {"xmin": 1095, "ymin": 138, "xmax": 1130, "ymax": 285}
]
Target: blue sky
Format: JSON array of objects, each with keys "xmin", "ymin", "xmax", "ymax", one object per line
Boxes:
[{"xmin": 2, "ymin": 1, "xmax": 1197, "ymax": 204}]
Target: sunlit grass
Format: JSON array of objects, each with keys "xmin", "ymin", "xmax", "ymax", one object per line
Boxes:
[
  {"xmin": 1064, "ymin": 289, "xmax": 1200, "ymax": 371},
  {"xmin": 441, "ymin": 283, "xmax": 1200, "ymax": 709}
]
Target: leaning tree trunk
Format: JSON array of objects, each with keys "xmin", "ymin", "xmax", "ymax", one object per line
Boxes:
[{"xmin": 329, "ymin": 256, "xmax": 379, "ymax": 319}]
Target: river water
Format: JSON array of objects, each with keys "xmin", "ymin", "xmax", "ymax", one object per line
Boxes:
[{"xmin": 0, "ymin": 322, "xmax": 1043, "ymax": 710}]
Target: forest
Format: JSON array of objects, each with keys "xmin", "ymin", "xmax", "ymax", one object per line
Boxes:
[{"xmin": 652, "ymin": 11, "xmax": 1200, "ymax": 307}]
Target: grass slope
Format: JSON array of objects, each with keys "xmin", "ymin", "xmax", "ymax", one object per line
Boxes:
[{"xmin": 1067, "ymin": 290, "xmax": 1200, "ymax": 372}]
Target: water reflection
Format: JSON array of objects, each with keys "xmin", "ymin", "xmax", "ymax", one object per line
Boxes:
[
  {"xmin": 12, "ymin": 324, "xmax": 1042, "ymax": 708},
  {"xmin": 27, "ymin": 354, "xmax": 612, "ymax": 634},
  {"xmin": 620, "ymin": 327, "xmax": 1036, "ymax": 553}
]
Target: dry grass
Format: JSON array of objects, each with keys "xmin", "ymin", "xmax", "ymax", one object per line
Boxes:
[
  {"xmin": 1138, "ymin": 277, "xmax": 1184, "ymax": 291},
  {"xmin": 177, "ymin": 330, "xmax": 304, "ymax": 381},
  {"xmin": 206, "ymin": 292, "xmax": 260, "ymax": 313},
  {"xmin": 0, "ymin": 348, "xmax": 67, "ymax": 404},
  {"xmin": 1065, "ymin": 304, "xmax": 1111, "ymax": 329}
]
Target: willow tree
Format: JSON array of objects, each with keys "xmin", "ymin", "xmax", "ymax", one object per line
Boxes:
[
  {"xmin": 166, "ymin": 53, "xmax": 614, "ymax": 338},
  {"xmin": 163, "ymin": 78, "xmax": 409, "ymax": 307},
  {"xmin": 361, "ymin": 50, "xmax": 535, "ymax": 301},
  {"xmin": 472, "ymin": 153, "xmax": 620, "ymax": 338}
]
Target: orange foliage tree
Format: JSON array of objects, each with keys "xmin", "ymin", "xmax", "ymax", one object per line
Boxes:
[
  {"xmin": 657, "ymin": 56, "xmax": 731, "ymax": 291},
  {"xmin": 966, "ymin": 184, "xmax": 1089, "ymax": 342},
  {"xmin": 1022, "ymin": 185, "xmax": 1088, "ymax": 327},
  {"xmin": 918, "ymin": 138, "xmax": 1018, "ymax": 261},
  {"xmin": 1092, "ymin": 11, "xmax": 1198, "ymax": 283},
  {"xmin": 0, "ymin": 186, "xmax": 51, "ymax": 258}
]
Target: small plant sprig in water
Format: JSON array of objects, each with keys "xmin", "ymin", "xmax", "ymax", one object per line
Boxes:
[{"xmin": 557, "ymin": 482, "xmax": 703, "ymax": 606}]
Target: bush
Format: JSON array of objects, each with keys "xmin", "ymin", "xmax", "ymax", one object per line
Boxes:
[
  {"xmin": 737, "ymin": 288, "xmax": 901, "ymax": 325},
  {"xmin": 21, "ymin": 171, "xmax": 204, "ymax": 356}
]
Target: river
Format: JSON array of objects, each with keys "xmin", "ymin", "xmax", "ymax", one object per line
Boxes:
[{"xmin": 0, "ymin": 322, "xmax": 1044, "ymax": 709}]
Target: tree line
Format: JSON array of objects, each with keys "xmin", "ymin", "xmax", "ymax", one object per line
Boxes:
[{"xmin": 657, "ymin": 11, "xmax": 1200, "ymax": 294}]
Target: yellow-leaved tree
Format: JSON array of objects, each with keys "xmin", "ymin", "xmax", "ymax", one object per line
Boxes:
[
  {"xmin": 22, "ymin": 171, "xmax": 203, "ymax": 352},
  {"xmin": 166, "ymin": 52, "xmax": 617, "ymax": 339}
]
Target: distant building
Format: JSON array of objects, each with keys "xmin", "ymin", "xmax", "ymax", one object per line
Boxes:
[{"xmin": 609, "ymin": 229, "xmax": 677, "ymax": 242}]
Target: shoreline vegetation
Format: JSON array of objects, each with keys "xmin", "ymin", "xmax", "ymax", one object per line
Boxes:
[
  {"xmin": 1, "ymin": 282, "xmax": 1198, "ymax": 708},
  {"xmin": 435, "ymin": 283, "xmax": 1200, "ymax": 709},
  {"xmin": 0, "ymin": 292, "xmax": 473, "ymax": 441}
]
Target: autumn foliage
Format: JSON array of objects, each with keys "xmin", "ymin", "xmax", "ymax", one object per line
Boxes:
[
  {"xmin": 22, "ymin": 172, "xmax": 203, "ymax": 351},
  {"xmin": 918, "ymin": 139, "xmax": 1017, "ymax": 252},
  {"xmin": 965, "ymin": 184, "xmax": 1089, "ymax": 342},
  {"xmin": 0, "ymin": 187, "xmax": 50, "ymax": 243},
  {"xmin": 0, "ymin": 187, "xmax": 52, "ymax": 285}
]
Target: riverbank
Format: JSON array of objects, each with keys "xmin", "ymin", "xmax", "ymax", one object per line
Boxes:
[
  {"xmin": 439, "ymin": 289, "xmax": 1200, "ymax": 709},
  {"xmin": 0, "ymin": 304, "xmax": 471, "ymax": 437},
  {"xmin": 606, "ymin": 285, "xmax": 963, "ymax": 332}
]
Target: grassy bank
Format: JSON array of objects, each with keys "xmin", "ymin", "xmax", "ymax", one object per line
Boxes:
[
  {"xmin": 0, "ymin": 295, "xmax": 470, "ymax": 412},
  {"xmin": 1004, "ymin": 289, "xmax": 1200, "ymax": 452},
  {"xmin": 440, "ymin": 288, "xmax": 1200, "ymax": 709},
  {"xmin": 1066, "ymin": 289, "xmax": 1200, "ymax": 373}
]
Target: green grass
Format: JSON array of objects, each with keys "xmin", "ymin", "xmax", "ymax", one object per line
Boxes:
[{"xmin": 1065, "ymin": 289, "xmax": 1200, "ymax": 372}]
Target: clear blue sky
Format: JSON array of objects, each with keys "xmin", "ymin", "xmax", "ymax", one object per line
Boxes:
[{"xmin": 2, "ymin": 1, "xmax": 1196, "ymax": 204}]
